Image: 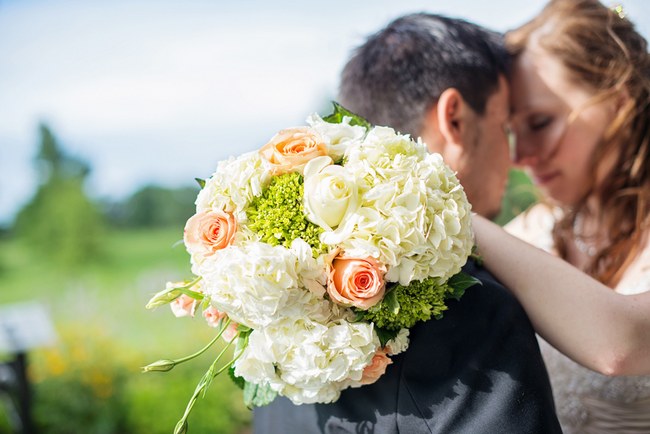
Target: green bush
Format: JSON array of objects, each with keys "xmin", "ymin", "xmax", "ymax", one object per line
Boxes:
[
  {"xmin": 24, "ymin": 322, "xmax": 252, "ymax": 434},
  {"xmin": 29, "ymin": 325, "xmax": 129, "ymax": 434}
]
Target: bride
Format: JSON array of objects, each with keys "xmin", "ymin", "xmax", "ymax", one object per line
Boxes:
[{"xmin": 473, "ymin": 0, "xmax": 650, "ymax": 432}]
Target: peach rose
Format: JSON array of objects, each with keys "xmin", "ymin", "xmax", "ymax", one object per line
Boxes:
[
  {"xmin": 259, "ymin": 127, "xmax": 328, "ymax": 174},
  {"xmin": 327, "ymin": 256, "xmax": 386, "ymax": 309},
  {"xmin": 184, "ymin": 210, "xmax": 237, "ymax": 257},
  {"xmin": 170, "ymin": 294, "xmax": 197, "ymax": 318},
  {"xmin": 203, "ymin": 306, "xmax": 226, "ymax": 328},
  {"xmin": 359, "ymin": 350, "xmax": 392, "ymax": 385}
]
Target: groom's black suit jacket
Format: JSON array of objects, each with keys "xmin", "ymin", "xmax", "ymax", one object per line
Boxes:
[{"xmin": 253, "ymin": 260, "xmax": 562, "ymax": 434}]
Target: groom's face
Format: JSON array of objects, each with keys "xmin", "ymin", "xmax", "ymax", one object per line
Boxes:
[{"xmin": 459, "ymin": 76, "xmax": 512, "ymax": 219}]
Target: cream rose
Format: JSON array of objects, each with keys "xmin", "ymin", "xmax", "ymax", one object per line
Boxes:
[
  {"xmin": 259, "ymin": 127, "xmax": 328, "ymax": 175},
  {"xmin": 327, "ymin": 256, "xmax": 386, "ymax": 309},
  {"xmin": 303, "ymin": 156, "xmax": 359, "ymax": 230},
  {"xmin": 359, "ymin": 350, "xmax": 392, "ymax": 385},
  {"xmin": 183, "ymin": 210, "xmax": 237, "ymax": 258}
]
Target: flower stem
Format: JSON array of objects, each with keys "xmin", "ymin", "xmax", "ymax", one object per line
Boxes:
[
  {"xmin": 142, "ymin": 318, "xmax": 232, "ymax": 373},
  {"xmin": 173, "ymin": 327, "xmax": 246, "ymax": 434},
  {"xmin": 172, "ymin": 318, "xmax": 232, "ymax": 365}
]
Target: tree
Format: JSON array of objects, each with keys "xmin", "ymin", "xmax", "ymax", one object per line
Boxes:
[
  {"xmin": 13, "ymin": 123, "xmax": 104, "ymax": 267},
  {"xmin": 104, "ymin": 185, "xmax": 198, "ymax": 228}
]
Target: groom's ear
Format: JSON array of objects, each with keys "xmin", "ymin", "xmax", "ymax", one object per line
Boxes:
[{"xmin": 436, "ymin": 88, "xmax": 468, "ymax": 147}]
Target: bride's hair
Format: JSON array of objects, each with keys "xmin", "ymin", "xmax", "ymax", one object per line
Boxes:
[
  {"xmin": 338, "ymin": 13, "xmax": 509, "ymax": 138},
  {"xmin": 507, "ymin": 0, "xmax": 650, "ymax": 286}
]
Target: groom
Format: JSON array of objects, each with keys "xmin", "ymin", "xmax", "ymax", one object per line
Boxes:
[{"xmin": 254, "ymin": 13, "xmax": 561, "ymax": 433}]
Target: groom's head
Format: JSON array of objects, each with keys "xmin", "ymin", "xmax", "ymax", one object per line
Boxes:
[{"xmin": 339, "ymin": 13, "xmax": 512, "ymax": 219}]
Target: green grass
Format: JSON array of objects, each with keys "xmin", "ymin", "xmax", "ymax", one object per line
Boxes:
[{"xmin": 0, "ymin": 226, "xmax": 252, "ymax": 434}]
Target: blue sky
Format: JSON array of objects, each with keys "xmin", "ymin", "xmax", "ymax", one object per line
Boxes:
[{"xmin": 1, "ymin": 0, "xmax": 649, "ymax": 224}]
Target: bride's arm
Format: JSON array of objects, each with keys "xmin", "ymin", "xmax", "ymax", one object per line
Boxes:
[{"xmin": 472, "ymin": 214, "xmax": 650, "ymax": 376}]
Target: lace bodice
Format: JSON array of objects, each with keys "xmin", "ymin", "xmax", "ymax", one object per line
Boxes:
[
  {"xmin": 507, "ymin": 206, "xmax": 650, "ymax": 433},
  {"xmin": 539, "ymin": 338, "xmax": 650, "ymax": 433}
]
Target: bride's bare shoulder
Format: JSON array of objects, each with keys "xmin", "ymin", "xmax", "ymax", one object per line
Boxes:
[{"xmin": 504, "ymin": 203, "xmax": 559, "ymax": 252}]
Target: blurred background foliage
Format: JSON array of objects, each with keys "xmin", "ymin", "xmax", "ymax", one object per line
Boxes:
[{"xmin": 0, "ymin": 123, "xmax": 537, "ymax": 433}]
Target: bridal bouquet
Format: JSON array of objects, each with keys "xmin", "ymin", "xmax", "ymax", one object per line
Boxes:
[{"xmin": 144, "ymin": 104, "xmax": 477, "ymax": 433}]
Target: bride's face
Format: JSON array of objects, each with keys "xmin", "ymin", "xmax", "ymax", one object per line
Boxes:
[{"xmin": 510, "ymin": 47, "xmax": 618, "ymax": 206}]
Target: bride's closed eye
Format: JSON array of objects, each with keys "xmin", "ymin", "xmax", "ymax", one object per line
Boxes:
[{"xmin": 528, "ymin": 114, "xmax": 553, "ymax": 131}]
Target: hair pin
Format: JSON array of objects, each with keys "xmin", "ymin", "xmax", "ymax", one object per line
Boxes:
[{"xmin": 611, "ymin": 4, "xmax": 626, "ymax": 19}]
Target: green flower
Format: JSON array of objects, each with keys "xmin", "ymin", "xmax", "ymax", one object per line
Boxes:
[{"xmin": 246, "ymin": 172, "xmax": 324, "ymax": 256}]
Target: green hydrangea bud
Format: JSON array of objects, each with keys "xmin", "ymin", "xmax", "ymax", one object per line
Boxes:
[
  {"xmin": 247, "ymin": 172, "xmax": 325, "ymax": 256},
  {"xmin": 359, "ymin": 278, "xmax": 455, "ymax": 331}
]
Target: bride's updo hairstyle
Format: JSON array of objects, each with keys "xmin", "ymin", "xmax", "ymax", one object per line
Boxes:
[{"xmin": 507, "ymin": 0, "xmax": 650, "ymax": 286}]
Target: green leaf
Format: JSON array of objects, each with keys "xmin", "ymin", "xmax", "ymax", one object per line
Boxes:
[
  {"xmin": 446, "ymin": 272, "xmax": 481, "ymax": 300},
  {"xmin": 178, "ymin": 287, "xmax": 205, "ymax": 300},
  {"xmin": 228, "ymin": 366, "xmax": 246, "ymax": 390},
  {"xmin": 375, "ymin": 327, "xmax": 399, "ymax": 348},
  {"xmin": 195, "ymin": 178, "xmax": 206, "ymax": 189},
  {"xmin": 383, "ymin": 288, "xmax": 400, "ymax": 315},
  {"xmin": 243, "ymin": 381, "xmax": 278, "ymax": 408},
  {"xmin": 352, "ymin": 310, "xmax": 366, "ymax": 323},
  {"xmin": 199, "ymin": 296, "xmax": 212, "ymax": 311},
  {"xmin": 236, "ymin": 324, "xmax": 253, "ymax": 335},
  {"xmin": 323, "ymin": 102, "xmax": 372, "ymax": 130}
]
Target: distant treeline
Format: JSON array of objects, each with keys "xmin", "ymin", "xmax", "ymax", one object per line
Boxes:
[{"xmin": 103, "ymin": 184, "xmax": 198, "ymax": 228}]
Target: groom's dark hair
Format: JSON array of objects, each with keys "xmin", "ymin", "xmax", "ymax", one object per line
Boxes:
[{"xmin": 338, "ymin": 13, "xmax": 510, "ymax": 137}]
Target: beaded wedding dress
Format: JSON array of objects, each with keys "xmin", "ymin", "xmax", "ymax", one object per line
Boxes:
[{"xmin": 507, "ymin": 206, "xmax": 650, "ymax": 434}]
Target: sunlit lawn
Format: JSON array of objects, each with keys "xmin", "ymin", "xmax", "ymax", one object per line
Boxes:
[{"xmin": 0, "ymin": 227, "xmax": 251, "ymax": 433}]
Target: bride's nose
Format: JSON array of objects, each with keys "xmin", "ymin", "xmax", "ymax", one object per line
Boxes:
[{"xmin": 512, "ymin": 136, "xmax": 540, "ymax": 168}]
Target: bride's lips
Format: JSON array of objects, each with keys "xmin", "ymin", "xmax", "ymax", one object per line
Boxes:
[{"xmin": 533, "ymin": 171, "xmax": 560, "ymax": 186}]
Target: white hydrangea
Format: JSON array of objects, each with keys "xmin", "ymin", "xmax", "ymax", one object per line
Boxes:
[
  {"xmin": 289, "ymin": 238, "xmax": 328, "ymax": 297},
  {"xmin": 234, "ymin": 317, "xmax": 379, "ymax": 404},
  {"xmin": 306, "ymin": 113, "xmax": 366, "ymax": 162},
  {"xmin": 385, "ymin": 328, "xmax": 410, "ymax": 355},
  {"xmin": 198, "ymin": 241, "xmax": 326, "ymax": 329},
  {"xmin": 344, "ymin": 125, "xmax": 428, "ymax": 168},
  {"xmin": 195, "ymin": 151, "xmax": 271, "ymax": 221}
]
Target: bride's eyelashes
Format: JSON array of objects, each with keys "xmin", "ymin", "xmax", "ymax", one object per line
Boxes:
[{"xmin": 528, "ymin": 114, "xmax": 553, "ymax": 131}]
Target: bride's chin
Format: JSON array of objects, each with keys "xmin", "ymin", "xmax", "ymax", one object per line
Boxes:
[{"xmin": 545, "ymin": 189, "xmax": 579, "ymax": 207}]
